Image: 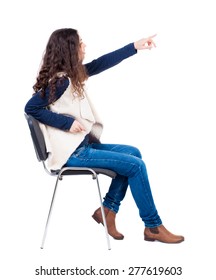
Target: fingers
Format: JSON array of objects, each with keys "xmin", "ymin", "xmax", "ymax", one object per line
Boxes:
[
  {"xmin": 145, "ymin": 35, "xmax": 157, "ymax": 49},
  {"xmin": 134, "ymin": 34, "xmax": 157, "ymax": 50},
  {"xmin": 147, "ymin": 39, "xmax": 156, "ymax": 49},
  {"xmin": 70, "ymin": 120, "xmax": 86, "ymax": 133},
  {"xmin": 76, "ymin": 122, "xmax": 85, "ymax": 132},
  {"xmin": 73, "ymin": 127, "xmax": 83, "ymax": 133},
  {"xmin": 149, "ymin": 34, "xmax": 157, "ymax": 39},
  {"xmin": 74, "ymin": 123, "xmax": 85, "ymax": 132}
]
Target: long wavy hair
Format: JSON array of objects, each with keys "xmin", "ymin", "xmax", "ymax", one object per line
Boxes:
[{"xmin": 33, "ymin": 28, "xmax": 88, "ymax": 102}]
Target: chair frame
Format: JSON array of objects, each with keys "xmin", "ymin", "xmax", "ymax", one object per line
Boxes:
[{"xmin": 25, "ymin": 114, "xmax": 117, "ymax": 250}]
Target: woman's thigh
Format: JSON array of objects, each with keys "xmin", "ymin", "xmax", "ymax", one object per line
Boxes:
[
  {"xmin": 91, "ymin": 143, "xmax": 142, "ymax": 158},
  {"xmin": 65, "ymin": 143, "xmax": 143, "ymax": 177}
]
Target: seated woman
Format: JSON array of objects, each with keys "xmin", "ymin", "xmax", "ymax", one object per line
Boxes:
[{"xmin": 25, "ymin": 28, "xmax": 184, "ymax": 243}]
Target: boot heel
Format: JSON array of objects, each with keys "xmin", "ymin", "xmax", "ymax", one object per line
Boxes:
[
  {"xmin": 92, "ymin": 214, "xmax": 101, "ymax": 224},
  {"xmin": 92, "ymin": 207, "xmax": 124, "ymax": 240},
  {"xmin": 144, "ymin": 236, "xmax": 155, "ymax": 242}
]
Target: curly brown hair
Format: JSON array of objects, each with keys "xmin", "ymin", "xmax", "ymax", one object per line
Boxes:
[{"xmin": 33, "ymin": 28, "xmax": 88, "ymax": 102}]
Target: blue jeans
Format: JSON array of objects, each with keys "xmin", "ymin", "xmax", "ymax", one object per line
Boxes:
[{"xmin": 65, "ymin": 143, "xmax": 162, "ymax": 228}]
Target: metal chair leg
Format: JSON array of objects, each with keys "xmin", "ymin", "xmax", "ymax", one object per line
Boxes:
[
  {"xmin": 40, "ymin": 174, "xmax": 61, "ymax": 249},
  {"xmin": 95, "ymin": 175, "xmax": 111, "ymax": 250},
  {"xmin": 40, "ymin": 169, "xmax": 111, "ymax": 250}
]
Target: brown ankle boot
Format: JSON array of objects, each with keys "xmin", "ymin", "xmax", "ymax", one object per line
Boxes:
[
  {"xmin": 144, "ymin": 225, "xmax": 184, "ymax": 243},
  {"xmin": 92, "ymin": 207, "xmax": 124, "ymax": 240}
]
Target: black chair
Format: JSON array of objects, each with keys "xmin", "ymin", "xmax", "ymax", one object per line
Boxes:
[{"xmin": 25, "ymin": 114, "xmax": 117, "ymax": 250}]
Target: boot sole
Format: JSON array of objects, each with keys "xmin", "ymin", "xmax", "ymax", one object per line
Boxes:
[{"xmin": 144, "ymin": 235, "xmax": 184, "ymax": 243}]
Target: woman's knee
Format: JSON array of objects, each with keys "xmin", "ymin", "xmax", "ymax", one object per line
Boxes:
[{"xmin": 128, "ymin": 145, "xmax": 142, "ymax": 158}]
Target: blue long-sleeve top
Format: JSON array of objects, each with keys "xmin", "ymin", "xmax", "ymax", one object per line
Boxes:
[{"xmin": 25, "ymin": 43, "xmax": 137, "ymax": 130}]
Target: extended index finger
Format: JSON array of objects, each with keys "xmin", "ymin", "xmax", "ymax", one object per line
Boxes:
[{"xmin": 148, "ymin": 34, "xmax": 157, "ymax": 39}]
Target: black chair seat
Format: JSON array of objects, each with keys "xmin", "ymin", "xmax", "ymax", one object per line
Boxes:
[{"xmin": 51, "ymin": 167, "xmax": 116, "ymax": 178}]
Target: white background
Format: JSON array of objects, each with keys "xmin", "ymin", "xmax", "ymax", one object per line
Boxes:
[{"xmin": 1, "ymin": 0, "xmax": 216, "ymax": 279}]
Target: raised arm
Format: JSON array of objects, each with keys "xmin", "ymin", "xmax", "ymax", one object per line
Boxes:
[
  {"xmin": 85, "ymin": 34, "xmax": 157, "ymax": 76},
  {"xmin": 84, "ymin": 43, "xmax": 137, "ymax": 76}
]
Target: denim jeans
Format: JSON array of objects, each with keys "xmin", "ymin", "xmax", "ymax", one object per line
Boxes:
[{"xmin": 65, "ymin": 143, "xmax": 162, "ymax": 228}]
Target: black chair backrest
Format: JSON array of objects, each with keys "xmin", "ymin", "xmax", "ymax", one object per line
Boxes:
[{"xmin": 25, "ymin": 114, "xmax": 48, "ymax": 162}]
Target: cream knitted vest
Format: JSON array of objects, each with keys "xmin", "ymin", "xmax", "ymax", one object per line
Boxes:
[{"xmin": 39, "ymin": 79, "xmax": 103, "ymax": 170}]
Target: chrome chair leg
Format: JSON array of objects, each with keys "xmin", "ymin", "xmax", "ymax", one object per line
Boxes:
[
  {"xmin": 40, "ymin": 169, "xmax": 111, "ymax": 250},
  {"xmin": 41, "ymin": 175, "xmax": 60, "ymax": 249},
  {"xmin": 95, "ymin": 175, "xmax": 111, "ymax": 250}
]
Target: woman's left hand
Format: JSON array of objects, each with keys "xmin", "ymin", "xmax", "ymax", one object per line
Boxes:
[{"xmin": 134, "ymin": 34, "xmax": 157, "ymax": 50}]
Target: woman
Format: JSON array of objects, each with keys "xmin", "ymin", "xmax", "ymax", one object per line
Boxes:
[{"xmin": 25, "ymin": 28, "xmax": 184, "ymax": 243}]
